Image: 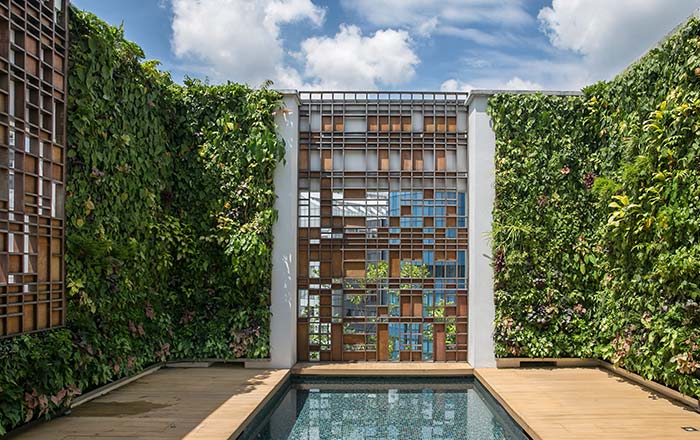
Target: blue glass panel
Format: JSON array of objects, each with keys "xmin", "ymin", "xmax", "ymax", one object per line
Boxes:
[
  {"xmin": 435, "ymin": 262, "xmax": 445, "ymax": 278},
  {"xmin": 446, "ymin": 228, "xmax": 456, "ymax": 238},
  {"xmin": 436, "ymin": 217, "xmax": 446, "ymax": 227},
  {"xmin": 423, "ymin": 239, "xmax": 434, "ymax": 244},
  {"xmin": 458, "ymin": 192, "xmax": 466, "ymax": 215},
  {"xmin": 390, "ymin": 192, "xmax": 400, "ymax": 216},
  {"xmin": 423, "ymin": 227, "xmax": 435, "ymax": 233},
  {"xmin": 423, "ymin": 292, "xmax": 434, "ymax": 315},
  {"xmin": 422, "ymin": 323, "xmax": 433, "ymax": 360},
  {"xmin": 412, "ymin": 206, "xmax": 423, "ymax": 216},
  {"xmin": 423, "ymin": 251, "xmax": 434, "ymax": 264},
  {"xmin": 435, "ymin": 289, "xmax": 444, "ymax": 303},
  {"xmin": 436, "ymin": 206, "xmax": 446, "ymax": 216},
  {"xmin": 388, "ymin": 323, "xmax": 400, "ymax": 360}
]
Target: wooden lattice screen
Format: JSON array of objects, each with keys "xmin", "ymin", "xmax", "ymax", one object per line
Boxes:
[
  {"xmin": 0, "ymin": 0, "xmax": 67, "ymax": 337},
  {"xmin": 297, "ymin": 92, "xmax": 469, "ymax": 362}
]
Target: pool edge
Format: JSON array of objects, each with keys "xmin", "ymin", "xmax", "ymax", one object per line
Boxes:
[
  {"xmin": 236, "ymin": 370, "xmax": 535, "ymax": 440},
  {"xmin": 227, "ymin": 369, "xmax": 292, "ymax": 440},
  {"xmin": 474, "ymin": 369, "xmax": 541, "ymax": 440},
  {"xmin": 291, "ymin": 361, "xmax": 475, "ymax": 376}
]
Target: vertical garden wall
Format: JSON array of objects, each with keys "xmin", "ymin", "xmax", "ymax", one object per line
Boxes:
[
  {"xmin": 0, "ymin": 8, "xmax": 284, "ymax": 434},
  {"xmin": 490, "ymin": 17, "xmax": 700, "ymax": 397}
]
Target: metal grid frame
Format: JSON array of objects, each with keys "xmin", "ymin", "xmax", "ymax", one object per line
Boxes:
[
  {"xmin": 0, "ymin": 0, "xmax": 68, "ymax": 337},
  {"xmin": 297, "ymin": 91, "xmax": 469, "ymax": 362}
]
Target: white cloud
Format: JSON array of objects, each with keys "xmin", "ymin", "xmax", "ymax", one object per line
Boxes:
[
  {"xmin": 440, "ymin": 76, "xmax": 541, "ymax": 92},
  {"xmin": 341, "ymin": 0, "xmax": 532, "ymax": 43},
  {"xmin": 538, "ymin": 0, "xmax": 698, "ymax": 79},
  {"xmin": 417, "ymin": 17, "xmax": 439, "ymax": 37},
  {"xmin": 168, "ymin": 0, "xmax": 697, "ymax": 91},
  {"xmin": 440, "ymin": 46, "xmax": 586, "ymax": 92},
  {"xmin": 440, "ymin": 79, "xmax": 473, "ymax": 92},
  {"xmin": 440, "ymin": 1, "xmax": 697, "ymax": 92},
  {"xmin": 504, "ymin": 76, "xmax": 542, "ymax": 90},
  {"xmin": 342, "ymin": 0, "xmax": 531, "ymax": 28},
  {"xmin": 170, "ymin": 0, "xmax": 417, "ymax": 89},
  {"xmin": 298, "ymin": 25, "xmax": 419, "ymax": 89},
  {"xmin": 264, "ymin": 0, "xmax": 324, "ymax": 28},
  {"xmin": 170, "ymin": 0, "xmax": 325, "ymax": 85},
  {"xmin": 438, "ymin": 26, "xmax": 503, "ymax": 46}
]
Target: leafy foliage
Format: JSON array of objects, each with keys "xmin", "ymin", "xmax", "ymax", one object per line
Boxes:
[
  {"xmin": 490, "ymin": 94, "xmax": 601, "ymax": 359},
  {"xmin": 490, "ymin": 17, "xmax": 700, "ymax": 397},
  {"xmin": 0, "ymin": 8, "xmax": 284, "ymax": 434},
  {"xmin": 162, "ymin": 80, "xmax": 284, "ymax": 360}
]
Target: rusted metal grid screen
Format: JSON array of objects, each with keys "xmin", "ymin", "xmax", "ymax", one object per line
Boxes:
[
  {"xmin": 297, "ymin": 91, "xmax": 469, "ymax": 362},
  {"xmin": 0, "ymin": 0, "xmax": 67, "ymax": 337}
]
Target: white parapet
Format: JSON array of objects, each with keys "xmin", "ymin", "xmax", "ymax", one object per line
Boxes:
[
  {"xmin": 467, "ymin": 94, "xmax": 497, "ymax": 368},
  {"xmin": 266, "ymin": 91, "xmax": 300, "ymax": 368}
]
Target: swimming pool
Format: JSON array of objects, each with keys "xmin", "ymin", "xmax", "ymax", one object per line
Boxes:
[{"xmin": 239, "ymin": 376, "xmax": 529, "ymax": 440}]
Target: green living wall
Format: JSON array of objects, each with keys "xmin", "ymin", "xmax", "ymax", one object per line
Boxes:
[
  {"xmin": 491, "ymin": 17, "xmax": 700, "ymax": 397},
  {"xmin": 0, "ymin": 8, "xmax": 284, "ymax": 434}
]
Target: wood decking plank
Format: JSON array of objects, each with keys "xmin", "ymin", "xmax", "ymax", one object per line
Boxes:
[
  {"xmin": 475, "ymin": 367, "xmax": 700, "ymax": 440},
  {"xmin": 13, "ymin": 363, "xmax": 700, "ymax": 440},
  {"xmin": 13, "ymin": 367, "xmax": 289, "ymax": 440}
]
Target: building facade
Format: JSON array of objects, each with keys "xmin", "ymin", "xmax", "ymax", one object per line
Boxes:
[
  {"xmin": 0, "ymin": 0, "xmax": 68, "ymax": 337},
  {"xmin": 270, "ymin": 90, "xmax": 500, "ymax": 367}
]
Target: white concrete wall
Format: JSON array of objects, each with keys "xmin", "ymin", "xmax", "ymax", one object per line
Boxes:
[
  {"xmin": 267, "ymin": 92, "xmax": 299, "ymax": 368},
  {"xmin": 467, "ymin": 95, "xmax": 497, "ymax": 368}
]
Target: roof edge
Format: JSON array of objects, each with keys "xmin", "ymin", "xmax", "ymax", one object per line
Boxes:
[
  {"xmin": 465, "ymin": 89, "xmax": 583, "ymax": 106},
  {"xmin": 274, "ymin": 89, "xmax": 301, "ymax": 105}
]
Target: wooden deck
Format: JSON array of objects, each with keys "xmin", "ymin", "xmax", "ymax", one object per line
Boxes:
[
  {"xmin": 11, "ymin": 363, "xmax": 700, "ymax": 440},
  {"xmin": 292, "ymin": 361, "xmax": 474, "ymax": 376},
  {"xmin": 476, "ymin": 367, "xmax": 700, "ymax": 440},
  {"xmin": 13, "ymin": 366, "xmax": 289, "ymax": 440}
]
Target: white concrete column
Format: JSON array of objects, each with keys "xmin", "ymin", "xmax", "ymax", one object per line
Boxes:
[
  {"xmin": 266, "ymin": 91, "xmax": 299, "ymax": 368},
  {"xmin": 467, "ymin": 94, "xmax": 496, "ymax": 368}
]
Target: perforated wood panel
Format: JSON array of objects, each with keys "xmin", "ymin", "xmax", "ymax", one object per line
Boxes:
[
  {"xmin": 297, "ymin": 92, "xmax": 469, "ymax": 362},
  {"xmin": 0, "ymin": 0, "xmax": 67, "ymax": 337}
]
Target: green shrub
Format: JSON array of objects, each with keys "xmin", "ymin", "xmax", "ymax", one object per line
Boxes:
[
  {"xmin": 0, "ymin": 8, "xmax": 284, "ymax": 434},
  {"xmin": 490, "ymin": 17, "xmax": 700, "ymax": 398}
]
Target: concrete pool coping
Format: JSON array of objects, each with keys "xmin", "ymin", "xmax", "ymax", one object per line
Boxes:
[{"xmin": 292, "ymin": 361, "xmax": 475, "ymax": 376}]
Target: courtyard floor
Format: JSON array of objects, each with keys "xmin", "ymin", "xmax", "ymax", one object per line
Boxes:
[{"xmin": 11, "ymin": 364, "xmax": 700, "ymax": 440}]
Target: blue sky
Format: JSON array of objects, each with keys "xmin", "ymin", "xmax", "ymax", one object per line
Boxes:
[{"xmin": 71, "ymin": 0, "xmax": 699, "ymax": 91}]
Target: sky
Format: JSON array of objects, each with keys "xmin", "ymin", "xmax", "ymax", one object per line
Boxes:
[{"xmin": 70, "ymin": 0, "xmax": 700, "ymax": 91}]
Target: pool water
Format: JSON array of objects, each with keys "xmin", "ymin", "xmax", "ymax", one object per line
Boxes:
[{"xmin": 239, "ymin": 377, "xmax": 529, "ymax": 440}]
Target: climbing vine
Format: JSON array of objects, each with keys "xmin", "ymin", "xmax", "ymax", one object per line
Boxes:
[
  {"xmin": 0, "ymin": 7, "xmax": 284, "ymax": 434},
  {"xmin": 490, "ymin": 17, "xmax": 700, "ymax": 398},
  {"xmin": 162, "ymin": 79, "xmax": 285, "ymax": 360}
]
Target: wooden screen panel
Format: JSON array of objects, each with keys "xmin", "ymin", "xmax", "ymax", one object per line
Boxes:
[
  {"xmin": 0, "ymin": 0, "xmax": 67, "ymax": 337},
  {"xmin": 297, "ymin": 91, "xmax": 469, "ymax": 362}
]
